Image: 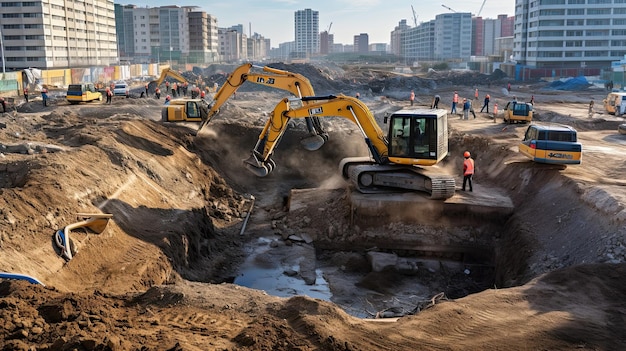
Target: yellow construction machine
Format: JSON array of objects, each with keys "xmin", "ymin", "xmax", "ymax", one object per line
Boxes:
[
  {"xmin": 244, "ymin": 95, "xmax": 455, "ymax": 199},
  {"xmin": 148, "ymin": 68, "xmax": 188, "ymax": 93},
  {"xmin": 188, "ymin": 63, "xmax": 327, "ymax": 147}
]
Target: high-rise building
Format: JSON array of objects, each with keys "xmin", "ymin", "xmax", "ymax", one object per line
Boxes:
[
  {"xmin": 434, "ymin": 12, "xmax": 473, "ymax": 61},
  {"xmin": 1, "ymin": 0, "xmax": 118, "ymax": 70},
  {"xmin": 320, "ymin": 31, "xmax": 334, "ymax": 54},
  {"xmin": 390, "ymin": 20, "xmax": 411, "ymax": 56},
  {"xmin": 218, "ymin": 26, "xmax": 247, "ymax": 62},
  {"xmin": 115, "ymin": 4, "xmax": 218, "ymax": 64},
  {"xmin": 354, "ymin": 33, "xmax": 369, "ymax": 53},
  {"xmin": 513, "ymin": 0, "xmax": 626, "ymax": 69},
  {"xmin": 294, "ymin": 8, "xmax": 319, "ymax": 58},
  {"xmin": 473, "ymin": 15, "xmax": 514, "ymax": 56}
]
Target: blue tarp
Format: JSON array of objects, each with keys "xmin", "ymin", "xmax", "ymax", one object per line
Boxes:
[{"xmin": 544, "ymin": 76, "xmax": 592, "ymax": 91}]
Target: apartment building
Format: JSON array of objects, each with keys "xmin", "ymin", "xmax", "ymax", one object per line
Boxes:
[
  {"xmin": 218, "ymin": 26, "xmax": 247, "ymax": 62},
  {"xmin": 115, "ymin": 4, "xmax": 218, "ymax": 64},
  {"xmin": 1, "ymin": 0, "xmax": 117, "ymax": 70},
  {"xmin": 513, "ymin": 0, "xmax": 626, "ymax": 69},
  {"xmin": 473, "ymin": 15, "xmax": 514, "ymax": 56},
  {"xmin": 353, "ymin": 33, "xmax": 369, "ymax": 53},
  {"xmin": 391, "ymin": 13, "xmax": 472, "ymax": 63},
  {"xmin": 434, "ymin": 12, "xmax": 473, "ymax": 61},
  {"xmin": 294, "ymin": 8, "xmax": 319, "ymax": 58}
]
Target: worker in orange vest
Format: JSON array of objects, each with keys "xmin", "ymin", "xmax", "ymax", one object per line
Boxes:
[
  {"xmin": 474, "ymin": 88, "xmax": 479, "ymax": 100},
  {"xmin": 451, "ymin": 91, "xmax": 459, "ymax": 114},
  {"xmin": 410, "ymin": 90, "xmax": 415, "ymax": 106},
  {"xmin": 24, "ymin": 88, "xmax": 29, "ymax": 103},
  {"xmin": 462, "ymin": 151, "xmax": 475, "ymax": 192}
]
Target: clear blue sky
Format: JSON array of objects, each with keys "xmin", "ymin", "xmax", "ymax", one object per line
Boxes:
[{"xmin": 119, "ymin": 0, "xmax": 514, "ymax": 47}]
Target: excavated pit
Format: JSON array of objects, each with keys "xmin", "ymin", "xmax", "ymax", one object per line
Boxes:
[{"xmin": 192, "ymin": 120, "xmax": 528, "ymax": 317}]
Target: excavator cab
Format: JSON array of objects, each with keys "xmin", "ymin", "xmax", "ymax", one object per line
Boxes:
[
  {"xmin": 386, "ymin": 109, "xmax": 448, "ymax": 165},
  {"xmin": 161, "ymin": 99, "xmax": 209, "ymax": 122}
]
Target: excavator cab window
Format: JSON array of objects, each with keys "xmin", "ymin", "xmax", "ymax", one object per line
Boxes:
[
  {"xmin": 388, "ymin": 114, "xmax": 436, "ymax": 159},
  {"xmin": 187, "ymin": 102, "xmax": 200, "ymax": 118}
]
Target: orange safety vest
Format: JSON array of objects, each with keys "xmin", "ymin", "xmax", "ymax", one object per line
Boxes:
[
  {"xmin": 453, "ymin": 93, "xmax": 459, "ymax": 103},
  {"xmin": 463, "ymin": 158, "xmax": 475, "ymax": 176},
  {"xmin": 410, "ymin": 91, "xmax": 415, "ymax": 100}
]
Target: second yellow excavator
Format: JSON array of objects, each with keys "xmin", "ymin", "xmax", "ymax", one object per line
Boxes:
[
  {"xmin": 244, "ymin": 95, "xmax": 456, "ymax": 199},
  {"xmin": 148, "ymin": 68, "xmax": 189, "ymax": 93},
  {"xmin": 189, "ymin": 63, "xmax": 328, "ymax": 148}
]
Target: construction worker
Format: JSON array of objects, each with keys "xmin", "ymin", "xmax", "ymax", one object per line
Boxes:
[
  {"xmin": 355, "ymin": 92, "xmax": 360, "ymax": 99},
  {"xmin": 41, "ymin": 86, "xmax": 49, "ymax": 107},
  {"xmin": 410, "ymin": 90, "xmax": 415, "ymax": 106},
  {"xmin": 0, "ymin": 96, "xmax": 6, "ymax": 113},
  {"xmin": 480, "ymin": 94, "xmax": 490, "ymax": 113},
  {"xmin": 474, "ymin": 88, "xmax": 479, "ymax": 100},
  {"xmin": 105, "ymin": 87, "xmax": 112, "ymax": 104},
  {"xmin": 200, "ymin": 89, "xmax": 205, "ymax": 99},
  {"xmin": 24, "ymin": 88, "xmax": 29, "ymax": 103},
  {"xmin": 155, "ymin": 87, "xmax": 161, "ymax": 99},
  {"xmin": 144, "ymin": 83, "xmax": 149, "ymax": 97},
  {"xmin": 462, "ymin": 151, "xmax": 474, "ymax": 192},
  {"xmin": 431, "ymin": 94, "xmax": 440, "ymax": 109},
  {"xmin": 451, "ymin": 91, "xmax": 459, "ymax": 114},
  {"xmin": 164, "ymin": 95, "xmax": 171, "ymax": 105},
  {"xmin": 589, "ymin": 99, "xmax": 594, "ymax": 117},
  {"xmin": 165, "ymin": 81, "xmax": 170, "ymax": 94}
]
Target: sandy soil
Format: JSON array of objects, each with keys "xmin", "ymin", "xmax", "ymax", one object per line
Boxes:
[{"xmin": 1, "ymin": 69, "xmax": 626, "ymax": 350}]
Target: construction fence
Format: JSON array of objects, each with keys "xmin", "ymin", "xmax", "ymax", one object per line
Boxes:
[{"xmin": 0, "ymin": 63, "xmax": 168, "ymax": 96}]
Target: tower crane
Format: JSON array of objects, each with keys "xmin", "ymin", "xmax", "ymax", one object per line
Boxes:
[
  {"xmin": 411, "ymin": 5, "xmax": 418, "ymax": 26},
  {"xmin": 441, "ymin": 4, "xmax": 457, "ymax": 12},
  {"xmin": 326, "ymin": 22, "xmax": 333, "ymax": 33},
  {"xmin": 477, "ymin": 0, "xmax": 487, "ymax": 17}
]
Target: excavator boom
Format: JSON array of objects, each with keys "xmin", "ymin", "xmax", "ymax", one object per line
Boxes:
[
  {"xmin": 244, "ymin": 95, "xmax": 455, "ymax": 199},
  {"xmin": 196, "ymin": 63, "xmax": 327, "ymax": 146},
  {"xmin": 148, "ymin": 68, "xmax": 188, "ymax": 92}
]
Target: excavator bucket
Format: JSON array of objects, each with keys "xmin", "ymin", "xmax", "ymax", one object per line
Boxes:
[
  {"xmin": 300, "ymin": 134, "xmax": 326, "ymax": 151},
  {"xmin": 54, "ymin": 213, "xmax": 113, "ymax": 261}
]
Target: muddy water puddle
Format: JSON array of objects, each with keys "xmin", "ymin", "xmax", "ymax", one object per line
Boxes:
[{"xmin": 233, "ymin": 237, "xmax": 332, "ymax": 300}]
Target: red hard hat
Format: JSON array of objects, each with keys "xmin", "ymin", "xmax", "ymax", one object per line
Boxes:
[{"xmin": 464, "ymin": 151, "xmax": 471, "ymax": 158}]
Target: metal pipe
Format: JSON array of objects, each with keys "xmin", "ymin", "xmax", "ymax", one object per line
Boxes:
[{"xmin": 239, "ymin": 195, "xmax": 255, "ymax": 236}]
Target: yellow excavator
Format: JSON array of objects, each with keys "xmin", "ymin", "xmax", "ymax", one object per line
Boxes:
[
  {"xmin": 187, "ymin": 63, "xmax": 328, "ymax": 147},
  {"xmin": 148, "ymin": 68, "xmax": 188, "ymax": 93},
  {"xmin": 244, "ymin": 95, "xmax": 456, "ymax": 199}
]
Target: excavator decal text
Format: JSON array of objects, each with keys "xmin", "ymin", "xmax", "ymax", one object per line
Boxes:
[
  {"xmin": 308, "ymin": 107, "xmax": 324, "ymax": 115},
  {"xmin": 255, "ymin": 77, "xmax": 276, "ymax": 85}
]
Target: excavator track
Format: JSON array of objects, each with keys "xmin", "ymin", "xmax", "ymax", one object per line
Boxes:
[{"xmin": 344, "ymin": 160, "xmax": 455, "ymax": 200}]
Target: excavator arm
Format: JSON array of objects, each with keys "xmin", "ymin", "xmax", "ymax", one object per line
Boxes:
[
  {"xmin": 148, "ymin": 68, "xmax": 187, "ymax": 93},
  {"xmin": 196, "ymin": 63, "xmax": 328, "ymax": 145},
  {"xmin": 244, "ymin": 95, "xmax": 388, "ymax": 177},
  {"xmin": 244, "ymin": 95, "xmax": 456, "ymax": 199}
]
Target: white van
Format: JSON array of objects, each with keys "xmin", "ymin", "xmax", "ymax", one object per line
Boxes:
[{"xmin": 603, "ymin": 92, "xmax": 626, "ymax": 115}]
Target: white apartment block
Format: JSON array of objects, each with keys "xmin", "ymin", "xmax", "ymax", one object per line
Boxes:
[
  {"xmin": 294, "ymin": 8, "xmax": 319, "ymax": 58},
  {"xmin": 513, "ymin": 0, "xmax": 626, "ymax": 68},
  {"xmin": 434, "ymin": 12, "xmax": 473, "ymax": 61},
  {"xmin": 218, "ymin": 27, "xmax": 247, "ymax": 62},
  {"xmin": 1, "ymin": 0, "xmax": 117, "ymax": 70}
]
